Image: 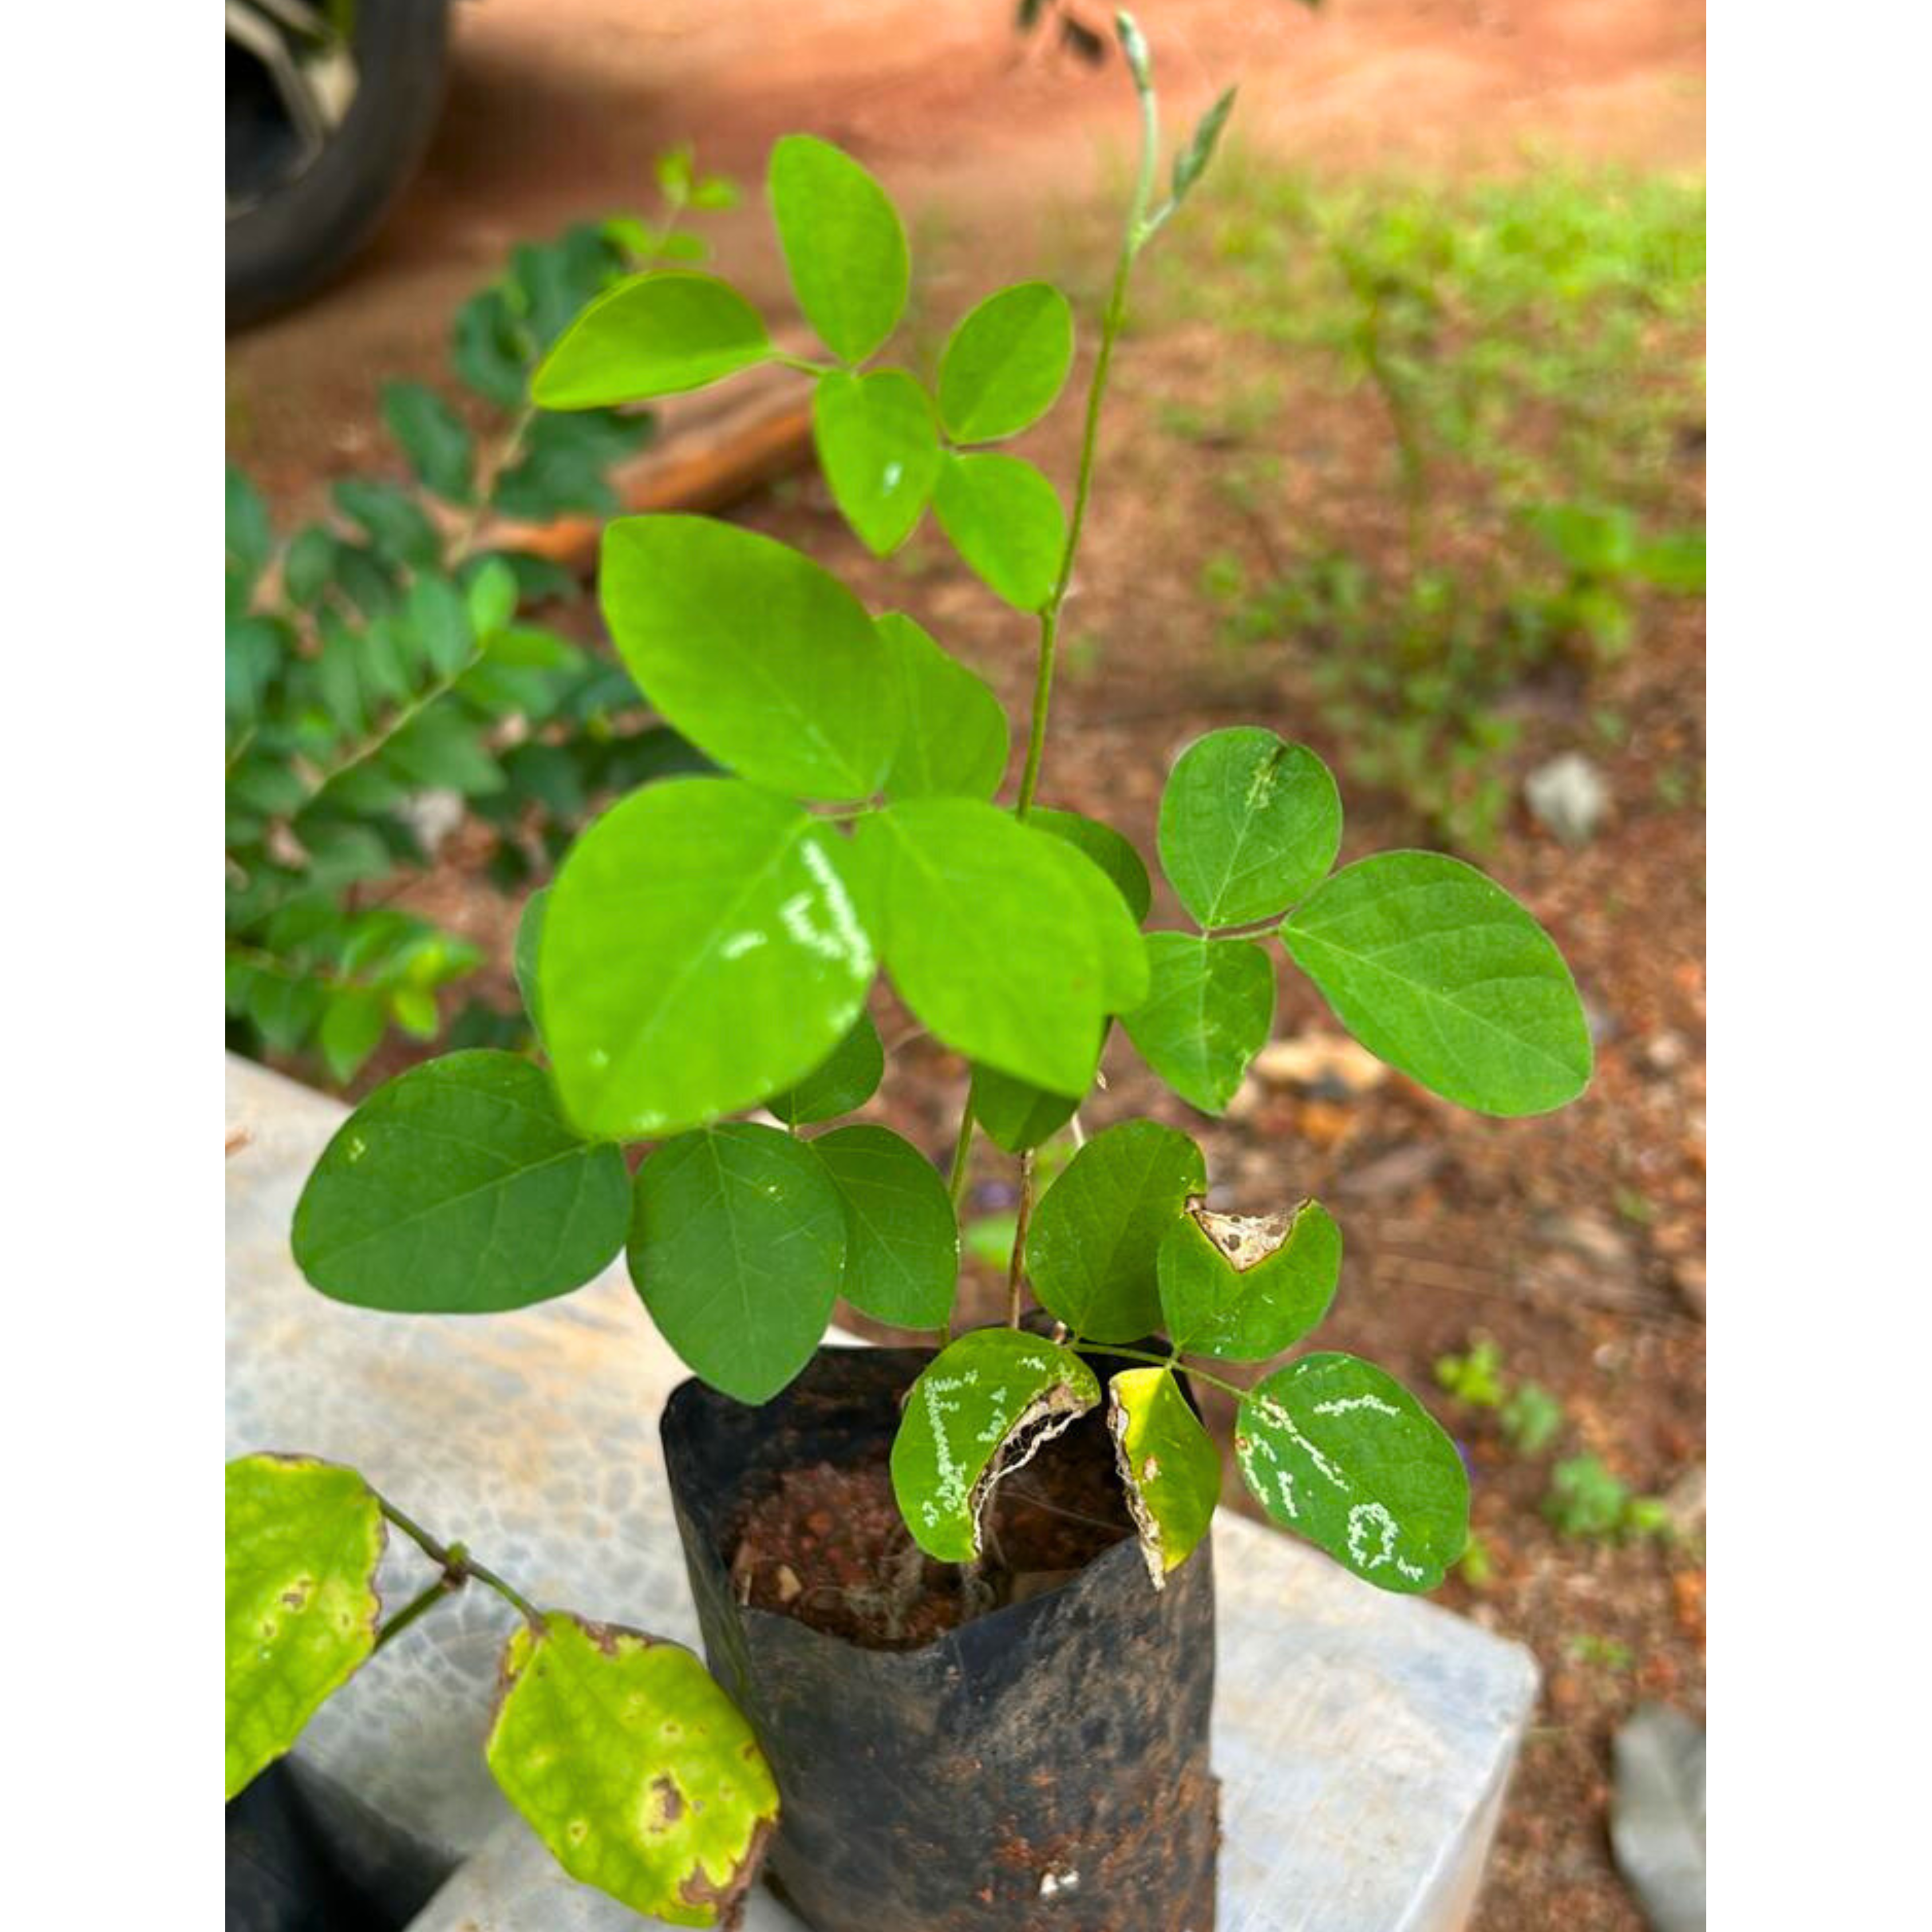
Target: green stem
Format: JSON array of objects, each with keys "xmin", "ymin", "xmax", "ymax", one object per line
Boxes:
[
  {"xmin": 378, "ymin": 1500, "xmax": 546, "ymax": 1629},
  {"xmin": 373, "ymin": 1572, "xmax": 463, "ymax": 1653},
  {"xmin": 451, "ymin": 404, "xmax": 536, "ymax": 563},
  {"xmin": 1005, "ymin": 1148, "xmax": 1036, "ymax": 1327},
  {"xmin": 1099, "ymin": 1342, "xmax": 1247, "ymax": 1399},
  {"xmin": 946, "ymin": 1106, "xmax": 976, "ymax": 1209},
  {"xmin": 1014, "ymin": 18, "xmax": 1161, "ymax": 819},
  {"xmin": 464, "ymin": 1559, "xmax": 547, "ymax": 1628}
]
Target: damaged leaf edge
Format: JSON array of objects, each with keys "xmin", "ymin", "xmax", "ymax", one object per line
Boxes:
[
  {"xmin": 964, "ymin": 1376, "xmax": 1095, "ymax": 1563},
  {"xmin": 1106, "ymin": 1373, "xmax": 1171, "ymax": 1591}
]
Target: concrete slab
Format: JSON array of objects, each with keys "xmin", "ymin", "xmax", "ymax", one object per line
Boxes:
[{"xmin": 226, "ymin": 1054, "xmax": 1535, "ymax": 1931}]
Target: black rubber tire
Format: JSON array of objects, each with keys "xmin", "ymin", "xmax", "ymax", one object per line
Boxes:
[{"xmin": 226, "ymin": 0, "xmax": 452, "ymax": 329}]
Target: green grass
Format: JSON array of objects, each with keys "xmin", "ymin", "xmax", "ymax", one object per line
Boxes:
[{"xmin": 1149, "ymin": 157, "xmax": 1705, "ymax": 847}]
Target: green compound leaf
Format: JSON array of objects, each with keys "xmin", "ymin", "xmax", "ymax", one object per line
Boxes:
[
  {"xmin": 1235, "ymin": 1352, "xmax": 1469, "ymax": 1594},
  {"xmin": 890, "ymin": 1329, "xmax": 1100, "ymax": 1561},
  {"xmin": 1281, "ymin": 851, "xmax": 1592, "ymax": 1117},
  {"xmin": 226, "ymin": 1455, "xmax": 386, "ymax": 1800},
  {"xmin": 812, "ymin": 369, "xmax": 941, "ymax": 555},
  {"xmin": 768, "ymin": 135, "xmax": 909, "ymax": 363},
  {"xmin": 543, "ymin": 779, "xmax": 875, "ymax": 1139},
  {"xmin": 1156, "ymin": 1199, "xmax": 1341, "ymax": 1361},
  {"xmin": 857, "ymin": 798, "xmax": 1128, "ymax": 1097},
  {"xmin": 969, "ymin": 1061, "xmax": 1081, "ymax": 1155},
  {"xmin": 629, "ymin": 1124, "xmax": 845, "ymax": 1403},
  {"xmin": 531, "ymin": 272, "xmax": 771, "ymax": 408},
  {"xmin": 292, "ymin": 1052, "xmax": 631, "ymax": 1313},
  {"xmin": 937, "ymin": 281, "xmax": 1075, "ymax": 442},
  {"xmin": 1108, "ymin": 1367, "xmax": 1221, "ymax": 1586},
  {"xmin": 878, "ymin": 613, "xmax": 1010, "ymax": 802},
  {"xmin": 812, "ymin": 1123, "xmax": 959, "ymax": 1330},
  {"xmin": 381, "ymin": 380, "xmax": 476, "ymax": 504},
  {"xmin": 486, "ymin": 1613, "xmax": 779, "ymax": 1929},
  {"xmin": 601, "ymin": 515, "xmax": 902, "ymax": 801},
  {"xmin": 931, "ymin": 451, "xmax": 1066, "ymax": 612},
  {"xmin": 1025, "ymin": 1120, "xmax": 1206, "ymax": 1342},
  {"xmin": 764, "ymin": 1012, "xmax": 884, "ymax": 1128},
  {"xmin": 1028, "ymin": 806, "xmax": 1152, "ymax": 923},
  {"xmin": 1122, "ymin": 931, "xmax": 1275, "ymax": 1115},
  {"xmin": 1158, "ymin": 727, "xmax": 1342, "ymax": 929}
]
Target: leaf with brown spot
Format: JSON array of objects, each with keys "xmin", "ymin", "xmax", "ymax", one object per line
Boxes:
[
  {"xmin": 225, "ymin": 1454, "xmax": 386, "ymax": 1800},
  {"xmin": 485, "ymin": 1612, "xmax": 779, "ymax": 1927}
]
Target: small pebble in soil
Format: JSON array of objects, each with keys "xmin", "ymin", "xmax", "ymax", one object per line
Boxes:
[{"xmin": 1524, "ymin": 752, "xmax": 1612, "ymax": 847}]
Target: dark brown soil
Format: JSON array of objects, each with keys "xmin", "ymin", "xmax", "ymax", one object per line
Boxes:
[{"xmin": 729, "ymin": 1420, "xmax": 1133, "ymax": 1650}]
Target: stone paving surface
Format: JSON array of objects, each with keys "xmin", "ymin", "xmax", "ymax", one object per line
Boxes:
[{"xmin": 227, "ymin": 1055, "xmax": 1536, "ymax": 1930}]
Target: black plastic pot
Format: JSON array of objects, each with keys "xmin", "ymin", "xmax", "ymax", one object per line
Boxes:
[{"xmin": 661, "ymin": 1342, "xmax": 1219, "ymax": 1932}]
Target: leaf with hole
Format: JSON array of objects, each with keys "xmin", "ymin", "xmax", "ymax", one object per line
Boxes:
[
  {"xmin": 877, "ymin": 613, "xmax": 1010, "ymax": 801},
  {"xmin": 890, "ymin": 1329, "xmax": 1100, "ymax": 1561},
  {"xmin": 857, "ymin": 799, "xmax": 1129, "ymax": 1097},
  {"xmin": 628, "ymin": 1124, "xmax": 844, "ymax": 1402},
  {"xmin": 1108, "ymin": 1366, "xmax": 1221, "ymax": 1585},
  {"xmin": 226, "ymin": 1455, "xmax": 386, "ymax": 1800},
  {"xmin": 1235, "ymin": 1352, "xmax": 1468, "ymax": 1592},
  {"xmin": 1159, "ymin": 727, "xmax": 1342, "ymax": 927},
  {"xmin": 542, "ymin": 779, "xmax": 875, "ymax": 1138},
  {"xmin": 768, "ymin": 135, "xmax": 908, "ymax": 362},
  {"xmin": 931, "ymin": 451, "xmax": 1065, "ymax": 611},
  {"xmin": 812, "ymin": 369, "xmax": 941, "ymax": 555},
  {"xmin": 937, "ymin": 282, "xmax": 1074, "ymax": 442},
  {"xmin": 486, "ymin": 1613, "xmax": 779, "ymax": 1928},
  {"xmin": 1281, "ymin": 851, "xmax": 1591, "ymax": 1116},
  {"xmin": 1025, "ymin": 1120, "xmax": 1206, "ymax": 1341},
  {"xmin": 764, "ymin": 1012, "xmax": 884, "ymax": 1127},
  {"xmin": 531, "ymin": 272, "xmax": 771, "ymax": 408},
  {"xmin": 293, "ymin": 1051, "xmax": 631, "ymax": 1312},
  {"xmin": 812, "ymin": 1123, "xmax": 959, "ymax": 1330},
  {"xmin": 1122, "ymin": 932, "xmax": 1274, "ymax": 1113},
  {"xmin": 601, "ymin": 515, "xmax": 901, "ymax": 800},
  {"xmin": 1157, "ymin": 1198, "xmax": 1340, "ymax": 1360}
]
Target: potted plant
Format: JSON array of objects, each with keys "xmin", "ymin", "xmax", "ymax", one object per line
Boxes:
[{"xmin": 225, "ymin": 18, "xmax": 1591, "ymax": 1927}]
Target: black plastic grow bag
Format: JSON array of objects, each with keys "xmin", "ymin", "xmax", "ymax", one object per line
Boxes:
[{"xmin": 661, "ymin": 1342, "xmax": 1219, "ymax": 1932}]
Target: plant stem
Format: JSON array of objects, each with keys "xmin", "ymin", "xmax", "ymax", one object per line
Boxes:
[
  {"xmin": 464, "ymin": 1559, "xmax": 547, "ymax": 1628},
  {"xmin": 373, "ymin": 1573, "xmax": 463, "ymax": 1653},
  {"xmin": 451, "ymin": 404, "xmax": 536, "ymax": 563},
  {"xmin": 1006, "ymin": 1148, "xmax": 1036, "ymax": 1327},
  {"xmin": 1098, "ymin": 1342, "xmax": 1247, "ymax": 1400},
  {"xmin": 946, "ymin": 1107, "xmax": 976, "ymax": 1209},
  {"xmin": 379, "ymin": 1497, "xmax": 453, "ymax": 1567},
  {"xmin": 1014, "ymin": 20, "xmax": 1161, "ymax": 819},
  {"xmin": 378, "ymin": 1499, "xmax": 546, "ymax": 1629}
]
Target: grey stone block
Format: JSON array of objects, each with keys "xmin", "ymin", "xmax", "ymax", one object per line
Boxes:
[{"xmin": 226, "ymin": 1055, "xmax": 1535, "ymax": 1931}]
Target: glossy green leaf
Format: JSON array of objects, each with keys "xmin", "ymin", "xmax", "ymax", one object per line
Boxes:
[
  {"xmin": 812, "ymin": 1123, "xmax": 959, "ymax": 1330},
  {"xmin": 542, "ymin": 779, "xmax": 875, "ymax": 1138},
  {"xmin": 877, "ymin": 613, "xmax": 1009, "ymax": 801},
  {"xmin": 1156, "ymin": 1199, "xmax": 1341, "ymax": 1361},
  {"xmin": 1235, "ymin": 1352, "xmax": 1468, "ymax": 1593},
  {"xmin": 1121, "ymin": 932, "xmax": 1275, "ymax": 1113},
  {"xmin": 381, "ymin": 380, "xmax": 476, "ymax": 503},
  {"xmin": 1158, "ymin": 727, "xmax": 1342, "ymax": 928},
  {"xmin": 765, "ymin": 1012, "xmax": 884, "ymax": 1127},
  {"xmin": 225, "ymin": 1455, "xmax": 385, "ymax": 1800},
  {"xmin": 293, "ymin": 1052, "xmax": 631, "ymax": 1312},
  {"xmin": 1108, "ymin": 1367, "xmax": 1221, "ymax": 1584},
  {"xmin": 628, "ymin": 1124, "xmax": 844, "ymax": 1403},
  {"xmin": 1028, "ymin": 807, "xmax": 1153, "ymax": 924},
  {"xmin": 1035, "ymin": 831, "xmax": 1149, "ymax": 1014},
  {"xmin": 1025, "ymin": 1120, "xmax": 1205, "ymax": 1341},
  {"xmin": 513, "ymin": 887, "xmax": 549, "ymax": 1042},
  {"xmin": 937, "ymin": 282, "xmax": 1074, "ymax": 442},
  {"xmin": 812, "ymin": 369, "xmax": 941, "ymax": 555},
  {"xmin": 857, "ymin": 798, "xmax": 1131, "ymax": 1096},
  {"xmin": 531, "ymin": 272, "xmax": 770, "ymax": 408},
  {"xmin": 1281, "ymin": 851, "xmax": 1592, "ymax": 1116},
  {"xmin": 601, "ymin": 515, "xmax": 901, "ymax": 800},
  {"xmin": 317, "ymin": 988, "xmax": 388, "ymax": 1083},
  {"xmin": 486, "ymin": 1613, "xmax": 779, "ymax": 1928},
  {"xmin": 931, "ymin": 451, "xmax": 1065, "ymax": 611},
  {"xmin": 969, "ymin": 1061, "xmax": 1080, "ymax": 1154},
  {"xmin": 890, "ymin": 1329, "xmax": 1100, "ymax": 1560},
  {"xmin": 768, "ymin": 135, "xmax": 908, "ymax": 362}
]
